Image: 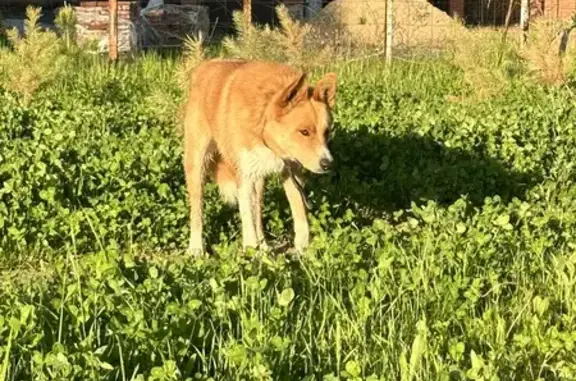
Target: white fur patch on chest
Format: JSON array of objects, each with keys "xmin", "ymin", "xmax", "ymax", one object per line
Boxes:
[{"xmin": 239, "ymin": 146, "xmax": 285, "ymax": 181}]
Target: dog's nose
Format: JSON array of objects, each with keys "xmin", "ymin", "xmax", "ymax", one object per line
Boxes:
[{"xmin": 320, "ymin": 157, "xmax": 333, "ymax": 172}]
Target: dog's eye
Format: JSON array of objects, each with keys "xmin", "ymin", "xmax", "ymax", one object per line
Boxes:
[{"xmin": 299, "ymin": 129, "xmax": 310, "ymax": 137}]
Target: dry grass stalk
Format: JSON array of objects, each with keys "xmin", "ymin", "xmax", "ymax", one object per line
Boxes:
[
  {"xmin": 449, "ymin": 27, "xmax": 523, "ymax": 101},
  {"xmin": 519, "ymin": 16, "xmax": 576, "ymax": 85}
]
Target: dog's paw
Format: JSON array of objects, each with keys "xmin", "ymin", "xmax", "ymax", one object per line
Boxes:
[
  {"xmin": 258, "ymin": 240, "xmax": 270, "ymax": 251},
  {"xmin": 186, "ymin": 246, "xmax": 205, "ymax": 258},
  {"xmin": 294, "ymin": 234, "xmax": 309, "ymax": 254},
  {"xmin": 242, "ymin": 242, "xmax": 259, "ymax": 254}
]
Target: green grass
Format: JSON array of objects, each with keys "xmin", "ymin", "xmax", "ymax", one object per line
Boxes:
[{"xmin": 1, "ymin": 52, "xmax": 576, "ymax": 381}]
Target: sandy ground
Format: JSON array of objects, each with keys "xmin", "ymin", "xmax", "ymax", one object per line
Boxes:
[{"xmin": 314, "ymin": 0, "xmax": 466, "ymax": 49}]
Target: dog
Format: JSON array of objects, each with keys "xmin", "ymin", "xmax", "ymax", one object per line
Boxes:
[{"xmin": 182, "ymin": 59, "xmax": 337, "ymax": 254}]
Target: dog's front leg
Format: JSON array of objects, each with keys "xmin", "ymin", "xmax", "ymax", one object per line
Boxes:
[
  {"xmin": 282, "ymin": 170, "xmax": 309, "ymax": 253},
  {"xmin": 254, "ymin": 178, "xmax": 269, "ymax": 250},
  {"xmin": 238, "ymin": 178, "xmax": 259, "ymax": 250}
]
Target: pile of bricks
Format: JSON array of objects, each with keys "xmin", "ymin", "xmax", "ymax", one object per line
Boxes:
[
  {"xmin": 74, "ymin": 1, "xmax": 140, "ymax": 53},
  {"xmin": 140, "ymin": 4, "xmax": 210, "ymax": 47}
]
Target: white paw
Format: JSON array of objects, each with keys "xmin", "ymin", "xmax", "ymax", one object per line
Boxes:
[
  {"xmin": 294, "ymin": 233, "xmax": 309, "ymax": 254},
  {"xmin": 187, "ymin": 246, "xmax": 205, "ymax": 257},
  {"xmin": 186, "ymin": 232, "xmax": 204, "ymax": 257},
  {"xmin": 259, "ymin": 240, "xmax": 270, "ymax": 251},
  {"xmin": 242, "ymin": 239, "xmax": 259, "ymax": 252},
  {"xmin": 187, "ymin": 236, "xmax": 204, "ymax": 257}
]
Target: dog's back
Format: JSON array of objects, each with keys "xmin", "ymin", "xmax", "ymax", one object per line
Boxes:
[
  {"xmin": 186, "ymin": 60, "xmax": 305, "ymax": 138},
  {"xmin": 184, "ymin": 60, "xmax": 307, "ymax": 196}
]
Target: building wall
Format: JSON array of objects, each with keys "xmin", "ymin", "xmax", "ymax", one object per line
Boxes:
[
  {"xmin": 439, "ymin": 0, "xmax": 575, "ymax": 24},
  {"xmin": 543, "ymin": 0, "xmax": 576, "ymax": 18}
]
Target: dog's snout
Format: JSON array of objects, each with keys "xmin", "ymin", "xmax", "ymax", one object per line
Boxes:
[{"xmin": 320, "ymin": 157, "xmax": 333, "ymax": 172}]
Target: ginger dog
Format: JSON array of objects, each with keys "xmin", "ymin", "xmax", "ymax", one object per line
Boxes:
[{"xmin": 182, "ymin": 59, "xmax": 337, "ymax": 254}]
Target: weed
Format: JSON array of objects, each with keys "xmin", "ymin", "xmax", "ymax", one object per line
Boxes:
[{"xmin": 519, "ymin": 16, "xmax": 576, "ymax": 85}]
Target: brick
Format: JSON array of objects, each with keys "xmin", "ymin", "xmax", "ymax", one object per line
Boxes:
[{"xmin": 448, "ymin": 0, "xmax": 465, "ymax": 18}]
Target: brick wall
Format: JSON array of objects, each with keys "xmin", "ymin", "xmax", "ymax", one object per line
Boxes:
[
  {"xmin": 75, "ymin": 1, "xmax": 140, "ymax": 53},
  {"xmin": 543, "ymin": 0, "xmax": 576, "ymax": 18}
]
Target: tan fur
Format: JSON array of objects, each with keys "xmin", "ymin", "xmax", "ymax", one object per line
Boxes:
[{"xmin": 182, "ymin": 59, "xmax": 337, "ymax": 254}]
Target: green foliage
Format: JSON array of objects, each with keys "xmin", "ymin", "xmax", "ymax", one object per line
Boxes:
[
  {"xmin": 0, "ymin": 6, "xmax": 69, "ymax": 103},
  {"xmin": 0, "ymin": 11, "xmax": 7, "ymax": 47},
  {"xmin": 54, "ymin": 3, "xmax": 78, "ymax": 53},
  {"xmin": 2, "ymin": 52, "xmax": 576, "ymax": 380},
  {"xmin": 222, "ymin": 4, "xmax": 332, "ymax": 70}
]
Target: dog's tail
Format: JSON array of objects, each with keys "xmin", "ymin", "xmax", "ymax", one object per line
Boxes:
[{"xmin": 214, "ymin": 160, "xmax": 238, "ymax": 206}]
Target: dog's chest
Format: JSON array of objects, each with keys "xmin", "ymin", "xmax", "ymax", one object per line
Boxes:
[{"xmin": 239, "ymin": 146, "xmax": 285, "ymax": 180}]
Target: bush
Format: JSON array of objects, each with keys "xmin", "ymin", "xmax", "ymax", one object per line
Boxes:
[
  {"xmin": 519, "ymin": 16, "xmax": 576, "ymax": 85},
  {"xmin": 221, "ymin": 4, "xmax": 332, "ymax": 71},
  {"xmin": 0, "ymin": 6, "xmax": 70, "ymax": 103}
]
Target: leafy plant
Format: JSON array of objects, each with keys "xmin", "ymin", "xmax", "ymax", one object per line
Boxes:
[
  {"xmin": 222, "ymin": 4, "xmax": 332, "ymax": 70},
  {"xmin": 55, "ymin": 3, "xmax": 78, "ymax": 53},
  {"xmin": 0, "ymin": 6, "xmax": 68, "ymax": 103}
]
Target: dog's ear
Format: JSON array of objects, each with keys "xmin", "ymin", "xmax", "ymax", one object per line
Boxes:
[
  {"xmin": 313, "ymin": 73, "xmax": 337, "ymax": 109},
  {"xmin": 274, "ymin": 72, "xmax": 308, "ymax": 117}
]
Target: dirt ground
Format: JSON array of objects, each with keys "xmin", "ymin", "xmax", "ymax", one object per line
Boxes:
[{"xmin": 314, "ymin": 0, "xmax": 466, "ymax": 49}]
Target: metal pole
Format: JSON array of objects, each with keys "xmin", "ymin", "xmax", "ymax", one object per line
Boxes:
[
  {"xmin": 385, "ymin": 0, "xmax": 393, "ymax": 63},
  {"xmin": 520, "ymin": 0, "xmax": 530, "ymax": 44},
  {"xmin": 109, "ymin": 0, "xmax": 118, "ymax": 61}
]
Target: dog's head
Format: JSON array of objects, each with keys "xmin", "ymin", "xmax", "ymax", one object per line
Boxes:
[{"xmin": 263, "ymin": 72, "xmax": 337, "ymax": 174}]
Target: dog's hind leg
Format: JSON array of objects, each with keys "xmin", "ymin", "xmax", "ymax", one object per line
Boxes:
[{"xmin": 183, "ymin": 112, "xmax": 213, "ymax": 256}]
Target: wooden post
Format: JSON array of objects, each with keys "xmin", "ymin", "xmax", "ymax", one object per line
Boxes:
[
  {"xmin": 503, "ymin": 0, "xmax": 515, "ymax": 30},
  {"xmin": 385, "ymin": 0, "xmax": 393, "ymax": 63},
  {"xmin": 243, "ymin": 0, "xmax": 252, "ymax": 24},
  {"xmin": 520, "ymin": 0, "xmax": 530, "ymax": 43},
  {"xmin": 109, "ymin": 0, "xmax": 119, "ymax": 61}
]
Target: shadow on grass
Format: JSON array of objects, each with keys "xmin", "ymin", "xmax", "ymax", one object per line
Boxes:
[
  {"xmin": 296, "ymin": 126, "xmax": 540, "ymax": 223},
  {"xmin": 205, "ymin": 123, "xmax": 541, "ymax": 250}
]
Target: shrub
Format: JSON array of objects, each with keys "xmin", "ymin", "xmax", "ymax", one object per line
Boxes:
[
  {"xmin": 519, "ymin": 16, "xmax": 576, "ymax": 85},
  {"xmin": 221, "ymin": 4, "xmax": 332, "ymax": 71},
  {"xmin": 0, "ymin": 6, "xmax": 69, "ymax": 103},
  {"xmin": 449, "ymin": 27, "xmax": 524, "ymax": 101}
]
